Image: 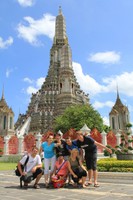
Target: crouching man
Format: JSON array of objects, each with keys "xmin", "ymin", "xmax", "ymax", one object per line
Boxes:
[{"xmin": 17, "ymin": 146, "xmax": 43, "ymax": 189}]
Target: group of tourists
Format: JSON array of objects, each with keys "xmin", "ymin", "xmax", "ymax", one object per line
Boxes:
[{"xmin": 17, "ymin": 131, "xmax": 112, "ymax": 189}]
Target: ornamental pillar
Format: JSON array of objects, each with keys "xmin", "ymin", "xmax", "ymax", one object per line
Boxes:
[
  {"xmin": 36, "ymin": 132, "xmax": 42, "ymax": 149},
  {"xmin": 4, "ymin": 135, "xmax": 10, "ymax": 155},
  {"xmin": 101, "ymin": 131, "xmax": 107, "ymax": 146},
  {"xmin": 18, "ymin": 135, "xmax": 24, "ymax": 155}
]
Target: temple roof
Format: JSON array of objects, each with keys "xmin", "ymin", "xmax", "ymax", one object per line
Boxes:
[
  {"xmin": 0, "ymin": 91, "xmax": 14, "ymax": 114},
  {"xmin": 109, "ymin": 91, "xmax": 128, "ymax": 115}
]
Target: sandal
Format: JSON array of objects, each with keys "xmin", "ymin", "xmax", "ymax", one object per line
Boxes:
[
  {"xmin": 94, "ymin": 183, "xmax": 100, "ymax": 187},
  {"xmin": 34, "ymin": 184, "xmax": 40, "ymax": 189},
  {"xmin": 85, "ymin": 182, "xmax": 92, "ymax": 186}
]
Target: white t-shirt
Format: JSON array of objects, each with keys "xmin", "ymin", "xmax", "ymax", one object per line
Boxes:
[{"xmin": 20, "ymin": 154, "xmax": 41, "ymax": 173}]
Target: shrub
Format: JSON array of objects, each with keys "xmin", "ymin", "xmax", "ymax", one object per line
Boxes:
[
  {"xmin": 0, "ymin": 149, "xmax": 3, "ymax": 157},
  {"xmin": 103, "ymin": 145, "xmax": 115, "ymax": 157},
  {"xmin": 115, "ymin": 123, "xmax": 133, "ymax": 155},
  {"xmin": 0, "ymin": 155, "xmax": 21, "ymax": 163},
  {"xmin": 97, "ymin": 158, "xmax": 133, "ymax": 172}
]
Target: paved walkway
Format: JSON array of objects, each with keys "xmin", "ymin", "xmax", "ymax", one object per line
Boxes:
[{"xmin": 0, "ymin": 170, "xmax": 133, "ymax": 200}]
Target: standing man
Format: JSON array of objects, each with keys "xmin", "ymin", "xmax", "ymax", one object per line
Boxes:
[
  {"xmin": 17, "ymin": 146, "xmax": 43, "ymax": 189},
  {"xmin": 76, "ymin": 132, "xmax": 112, "ymax": 187}
]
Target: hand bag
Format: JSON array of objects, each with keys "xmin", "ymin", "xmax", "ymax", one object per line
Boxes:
[
  {"xmin": 52, "ymin": 160, "xmax": 66, "ymax": 188},
  {"xmin": 20, "ymin": 171, "xmax": 33, "ymax": 183},
  {"xmin": 15, "ymin": 156, "xmax": 29, "ymax": 177}
]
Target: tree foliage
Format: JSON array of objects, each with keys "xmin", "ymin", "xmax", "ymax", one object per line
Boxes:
[{"xmin": 54, "ymin": 104, "xmax": 104, "ymax": 133}]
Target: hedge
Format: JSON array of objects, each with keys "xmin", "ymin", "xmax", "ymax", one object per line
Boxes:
[{"xmin": 97, "ymin": 158, "xmax": 133, "ymax": 172}]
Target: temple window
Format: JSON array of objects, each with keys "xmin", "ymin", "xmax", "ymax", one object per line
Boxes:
[
  {"xmin": 10, "ymin": 117, "xmax": 12, "ymax": 129},
  {"xmin": 118, "ymin": 116, "xmax": 120, "ymax": 129},
  {"xmin": 112, "ymin": 117, "xmax": 115, "ymax": 129},
  {"xmin": 3, "ymin": 116, "xmax": 6, "ymax": 129}
]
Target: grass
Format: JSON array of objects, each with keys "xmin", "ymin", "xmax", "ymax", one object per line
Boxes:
[{"xmin": 0, "ymin": 163, "xmax": 17, "ymax": 170}]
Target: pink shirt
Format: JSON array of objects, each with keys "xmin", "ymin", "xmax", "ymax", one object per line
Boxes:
[{"xmin": 55, "ymin": 160, "xmax": 68, "ymax": 176}]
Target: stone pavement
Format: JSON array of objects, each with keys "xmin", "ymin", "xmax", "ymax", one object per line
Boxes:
[{"xmin": 0, "ymin": 170, "xmax": 133, "ymax": 200}]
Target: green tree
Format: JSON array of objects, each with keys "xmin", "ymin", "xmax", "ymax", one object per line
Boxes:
[
  {"xmin": 103, "ymin": 124, "xmax": 111, "ymax": 133},
  {"xmin": 54, "ymin": 104, "xmax": 104, "ymax": 133}
]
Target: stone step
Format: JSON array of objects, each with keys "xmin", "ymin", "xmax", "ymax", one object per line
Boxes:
[{"xmin": 98, "ymin": 172, "xmax": 133, "ymax": 184}]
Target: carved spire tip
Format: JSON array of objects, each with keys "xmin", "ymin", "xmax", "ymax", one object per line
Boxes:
[
  {"xmin": 1, "ymin": 85, "xmax": 4, "ymax": 100},
  {"xmin": 59, "ymin": 6, "xmax": 62, "ymax": 15},
  {"xmin": 116, "ymin": 84, "xmax": 120, "ymax": 99}
]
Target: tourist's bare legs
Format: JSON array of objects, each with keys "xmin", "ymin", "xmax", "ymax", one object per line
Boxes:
[
  {"xmin": 88, "ymin": 169, "xmax": 93, "ymax": 184},
  {"xmin": 34, "ymin": 172, "xmax": 43, "ymax": 185},
  {"xmin": 93, "ymin": 170, "xmax": 98, "ymax": 184},
  {"xmin": 82, "ymin": 176, "xmax": 87, "ymax": 187},
  {"xmin": 44, "ymin": 174, "xmax": 49, "ymax": 186}
]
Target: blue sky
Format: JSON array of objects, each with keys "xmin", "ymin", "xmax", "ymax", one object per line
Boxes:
[{"xmin": 1, "ymin": 0, "xmax": 133, "ymax": 128}]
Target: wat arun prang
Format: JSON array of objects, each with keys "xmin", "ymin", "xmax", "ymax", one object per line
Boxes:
[{"xmin": 15, "ymin": 7, "xmax": 89, "ymax": 134}]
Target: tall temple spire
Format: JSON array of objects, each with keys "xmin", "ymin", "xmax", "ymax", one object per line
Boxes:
[
  {"xmin": 15, "ymin": 8, "xmax": 89, "ymax": 134},
  {"xmin": 115, "ymin": 84, "xmax": 123, "ymax": 106},
  {"xmin": 54, "ymin": 6, "xmax": 67, "ymax": 43},
  {"xmin": 116, "ymin": 84, "xmax": 120, "ymax": 99},
  {"xmin": 58, "ymin": 6, "xmax": 62, "ymax": 15},
  {"xmin": 1, "ymin": 85, "xmax": 4, "ymax": 100}
]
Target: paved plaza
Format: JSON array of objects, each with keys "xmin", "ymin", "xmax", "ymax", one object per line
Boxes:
[{"xmin": 0, "ymin": 170, "xmax": 133, "ymax": 200}]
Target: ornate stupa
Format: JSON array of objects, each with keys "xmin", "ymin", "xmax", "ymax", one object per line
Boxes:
[
  {"xmin": 109, "ymin": 89, "xmax": 130, "ymax": 134},
  {"xmin": 0, "ymin": 89, "xmax": 14, "ymax": 136},
  {"xmin": 15, "ymin": 7, "xmax": 89, "ymax": 135}
]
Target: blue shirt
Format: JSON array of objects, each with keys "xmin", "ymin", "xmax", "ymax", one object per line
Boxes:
[
  {"xmin": 66, "ymin": 140, "xmax": 79, "ymax": 151},
  {"xmin": 41, "ymin": 142, "xmax": 55, "ymax": 159}
]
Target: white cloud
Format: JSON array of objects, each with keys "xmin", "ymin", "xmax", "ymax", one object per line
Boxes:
[
  {"xmin": 72, "ymin": 60, "xmax": 133, "ymax": 127},
  {"xmin": 73, "ymin": 61, "xmax": 133, "ymax": 98},
  {"xmin": 6, "ymin": 68, "xmax": 13, "ymax": 78},
  {"xmin": 0, "ymin": 36, "xmax": 13, "ymax": 49},
  {"xmin": 36, "ymin": 77, "xmax": 45, "ymax": 88},
  {"xmin": 17, "ymin": 14, "xmax": 55, "ymax": 46},
  {"xmin": 23, "ymin": 77, "xmax": 33, "ymax": 84},
  {"xmin": 73, "ymin": 62, "xmax": 106, "ymax": 96},
  {"xmin": 26, "ymin": 86, "xmax": 38, "ymax": 95},
  {"xmin": 102, "ymin": 72, "xmax": 133, "ymax": 96},
  {"xmin": 88, "ymin": 51, "xmax": 120, "ymax": 64},
  {"xmin": 17, "ymin": 0, "xmax": 35, "ymax": 7},
  {"xmin": 92, "ymin": 101, "xmax": 114, "ymax": 109},
  {"xmin": 23, "ymin": 76, "xmax": 45, "ymax": 95},
  {"xmin": 102, "ymin": 116, "xmax": 109, "ymax": 126}
]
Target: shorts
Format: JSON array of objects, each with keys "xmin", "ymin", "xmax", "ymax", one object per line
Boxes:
[
  {"xmin": 85, "ymin": 153, "xmax": 97, "ymax": 171},
  {"xmin": 33, "ymin": 168, "xmax": 43, "ymax": 179}
]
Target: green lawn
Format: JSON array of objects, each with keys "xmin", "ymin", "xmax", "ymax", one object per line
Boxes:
[{"xmin": 0, "ymin": 163, "xmax": 17, "ymax": 170}]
